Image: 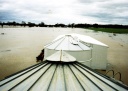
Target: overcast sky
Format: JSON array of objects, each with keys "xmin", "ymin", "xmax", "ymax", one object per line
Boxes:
[{"xmin": 0, "ymin": 0, "xmax": 128, "ymax": 24}]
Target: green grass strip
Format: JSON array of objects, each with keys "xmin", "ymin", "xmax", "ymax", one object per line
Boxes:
[{"xmin": 86, "ymin": 28, "xmax": 128, "ymax": 33}]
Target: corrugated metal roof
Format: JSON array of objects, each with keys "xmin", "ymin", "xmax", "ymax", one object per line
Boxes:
[
  {"xmin": 44, "ymin": 34, "xmax": 91, "ymax": 51},
  {"xmin": 49, "ymin": 33, "xmax": 108, "ymax": 47},
  {"xmin": 72, "ymin": 33, "xmax": 108, "ymax": 47},
  {"xmin": 0, "ymin": 61, "xmax": 128, "ymax": 91},
  {"xmin": 46, "ymin": 51, "xmax": 76, "ymax": 62}
]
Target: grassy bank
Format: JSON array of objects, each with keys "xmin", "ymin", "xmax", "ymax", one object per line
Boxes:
[{"xmin": 86, "ymin": 28, "xmax": 128, "ymax": 33}]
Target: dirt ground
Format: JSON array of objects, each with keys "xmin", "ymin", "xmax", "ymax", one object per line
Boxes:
[{"xmin": 0, "ymin": 27, "xmax": 128, "ymax": 86}]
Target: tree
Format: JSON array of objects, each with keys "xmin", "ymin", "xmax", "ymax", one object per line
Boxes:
[
  {"xmin": 38, "ymin": 22, "xmax": 45, "ymax": 27},
  {"xmin": 28, "ymin": 22, "xmax": 36, "ymax": 27},
  {"xmin": 21, "ymin": 21, "xmax": 26, "ymax": 27}
]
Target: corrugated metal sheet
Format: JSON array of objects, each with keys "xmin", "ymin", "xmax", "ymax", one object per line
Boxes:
[
  {"xmin": 46, "ymin": 51, "xmax": 76, "ymax": 62},
  {"xmin": 44, "ymin": 34, "xmax": 108, "ymax": 69},
  {"xmin": 50, "ymin": 33, "xmax": 108, "ymax": 47},
  {"xmin": 72, "ymin": 33, "xmax": 108, "ymax": 47},
  {"xmin": 0, "ymin": 61, "xmax": 128, "ymax": 91},
  {"xmin": 45, "ymin": 34, "xmax": 91, "ymax": 51},
  {"xmin": 91, "ymin": 45, "xmax": 108, "ymax": 69}
]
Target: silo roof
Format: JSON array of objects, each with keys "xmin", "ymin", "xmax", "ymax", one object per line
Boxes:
[
  {"xmin": 72, "ymin": 33, "xmax": 108, "ymax": 47},
  {"xmin": 46, "ymin": 51, "xmax": 76, "ymax": 62},
  {"xmin": 0, "ymin": 61, "xmax": 127, "ymax": 91},
  {"xmin": 44, "ymin": 34, "xmax": 91, "ymax": 51},
  {"xmin": 50, "ymin": 33, "xmax": 108, "ymax": 47}
]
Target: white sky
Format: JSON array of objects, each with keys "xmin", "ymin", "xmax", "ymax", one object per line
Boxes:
[{"xmin": 0, "ymin": 0, "xmax": 128, "ymax": 24}]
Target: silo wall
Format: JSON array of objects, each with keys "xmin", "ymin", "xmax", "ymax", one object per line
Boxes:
[
  {"xmin": 91, "ymin": 45, "xmax": 108, "ymax": 70},
  {"xmin": 44, "ymin": 48, "xmax": 92, "ymax": 67}
]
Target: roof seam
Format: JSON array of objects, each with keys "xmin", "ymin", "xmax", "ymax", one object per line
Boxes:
[
  {"xmin": 28, "ymin": 63, "xmax": 53, "ymax": 90},
  {"xmin": 76, "ymin": 62, "xmax": 128, "ymax": 89},
  {"xmin": 47, "ymin": 64, "xmax": 58, "ymax": 91},
  {"xmin": 8, "ymin": 62, "xmax": 49, "ymax": 91},
  {"xmin": 72, "ymin": 64, "xmax": 103, "ymax": 91},
  {"xmin": 44, "ymin": 36, "xmax": 65, "ymax": 48},
  {"xmin": 63, "ymin": 64, "xmax": 67, "ymax": 91},
  {"xmin": 0, "ymin": 62, "xmax": 46, "ymax": 87},
  {"xmin": 1, "ymin": 62, "xmax": 44, "ymax": 81},
  {"xmin": 54, "ymin": 37, "xmax": 66, "ymax": 50},
  {"xmin": 76, "ymin": 63, "xmax": 118, "ymax": 91},
  {"xmin": 68, "ymin": 64, "xmax": 86, "ymax": 91}
]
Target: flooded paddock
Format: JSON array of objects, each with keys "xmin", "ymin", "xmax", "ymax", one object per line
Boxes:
[{"xmin": 0, "ymin": 27, "xmax": 128, "ymax": 85}]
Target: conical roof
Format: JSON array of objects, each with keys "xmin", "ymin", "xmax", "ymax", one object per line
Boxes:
[
  {"xmin": 46, "ymin": 51, "xmax": 76, "ymax": 62},
  {"xmin": 46, "ymin": 33, "xmax": 108, "ymax": 50},
  {"xmin": 72, "ymin": 33, "xmax": 108, "ymax": 47},
  {"xmin": 45, "ymin": 34, "xmax": 91, "ymax": 51},
  {"xmin": 0, "ymin": 61, "xmax": 127, "ymax": 91}
]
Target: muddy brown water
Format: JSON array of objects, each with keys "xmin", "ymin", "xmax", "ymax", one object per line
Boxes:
[{"xmin": 0, "ymin": 27, "xmax": 128, "ymax": 86}]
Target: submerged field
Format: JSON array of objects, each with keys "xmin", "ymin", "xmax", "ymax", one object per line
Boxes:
[
  {"xmin": 87, "ymin": 27, "xmax": 128, "ymax": 33},
  {"xmin": 0, "ymin": 27, "xmax": 128, "ymax": 85}
]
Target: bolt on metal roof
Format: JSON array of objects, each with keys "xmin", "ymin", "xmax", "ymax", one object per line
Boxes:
[
  {"xmin": 0, "ymin": 61, "xmax": 128, "ymax": 91},
  {"xmin": 45, "ymin": 34, "xmax": 91, "ymax": 51},
  {"xmin": 45, "ymin": 33, "xmax": 108, "ymax": 49},
  {"xmin": 46, "ymin": 51, "xmax": 76, "ymax": 62}
]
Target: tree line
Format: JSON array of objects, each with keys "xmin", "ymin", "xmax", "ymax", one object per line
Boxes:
[{"xmin": 0, "ymin": 21, "xmax": 128, "ymax": 29}]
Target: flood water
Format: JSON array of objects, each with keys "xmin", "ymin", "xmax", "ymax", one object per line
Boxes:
[{"xmin": 0, "ymin": 27, "xmax": 128, "ymax": 86}]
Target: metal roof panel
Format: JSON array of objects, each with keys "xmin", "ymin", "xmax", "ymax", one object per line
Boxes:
[{"xmin": 0, "ymin": 61, "xmax": 127, "ymax": 91}]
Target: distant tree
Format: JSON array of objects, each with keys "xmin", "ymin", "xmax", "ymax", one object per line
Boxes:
[
  {"xmin": 84, "ymin": 23, "xmax": 91, "ymax": 28},
  {"xmin": 21, "ymin": 21, "xmax": 26, "ymax": 27},
  {"xmin": 0, "ymin": 21, "xmax": 127, "ymax": 29},
  {"xmin": 75, "ymin": 23, "xmax": 84, "ymax": 28},
  {"xmin": 71, "ymin": 23, "xmax": 75, "ymax": 28},
  {"xmin": 93, "ymin": 23, "xmax": 99, "ymax": 28},
  {"xmin": 0, "ymin": 21, "xmax": 3, "ymax": 28},
  {"xmin": 54, "ymin": 23, "xmax": 66, "ymax": 27},
  {"xmin": 38, "ymin": 22, "xmax": 45, "ymax": 27},
  {"xmin": 28, "ymin": 22, "xmax": 35, "ymax": 27},
  {"xmin": 12, "ymin": 21, "xmax": 16, "ymax": 26},
  {"xmin": 67, "ymin": 24, "xmax": 71, "ymax": 27}
]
